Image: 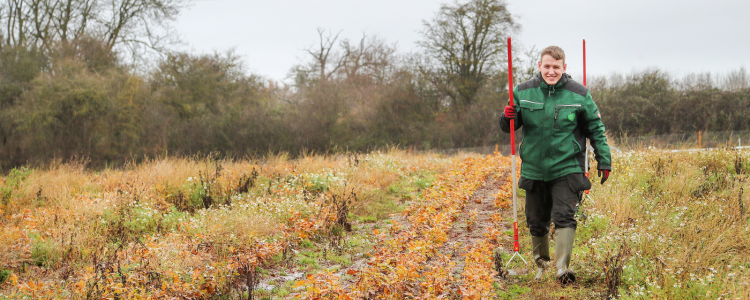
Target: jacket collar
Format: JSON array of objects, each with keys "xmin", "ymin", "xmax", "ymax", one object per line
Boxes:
[{"xmin": 537, "ymin": 72, "xmax": 571, "ymax": 91}]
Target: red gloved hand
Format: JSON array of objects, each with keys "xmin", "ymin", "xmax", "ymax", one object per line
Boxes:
[
  {"xmin": 504, "ymin": 105, "xmax": 516, "ymax": 119},
  {"xmin": 598, "ymin": 169, "xmax": 610, "ymax": 184}
]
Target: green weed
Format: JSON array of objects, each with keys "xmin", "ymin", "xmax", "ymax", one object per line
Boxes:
[
  {"xmin": 1, "ymin": 167, "xmax": 32, "ymax": 209},
  {"xmin": 494, "ymin": 283, "xmax": 531, "ymax": 299},
  {"xmin": 30, "ymin": 233, "xmax": 57, "ymax": 267},
  {"xmin": 0, "ymin": 269, "xmax": 11, "ymax": 284},
  {"xmin": 300, "ymin": 239, "xmax": 315, "ymax": 249},
  {"xmin": 296, "ymin": 251, "xmax": 320, "ymax": 269}
]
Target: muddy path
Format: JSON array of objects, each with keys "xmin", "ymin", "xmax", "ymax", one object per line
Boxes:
[
  {"xmin": 258, "ymin": 164, "xmax": 524, "ymax": 298},
  {"xmin": 437, "ymin": 168, "xmax": 521, "ymax": 293}
]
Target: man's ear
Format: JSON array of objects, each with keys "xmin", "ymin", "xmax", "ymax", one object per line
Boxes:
[
  {"xmin": 563, "ymin": 63, "xmax": 567, "ymax": 73},
  {"xmin": 537, "ymin": 60, "xmax": 542, "ymax": 72}
]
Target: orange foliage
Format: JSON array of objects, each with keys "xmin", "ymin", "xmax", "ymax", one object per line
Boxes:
[{"xmin": 297, "ymin": 153, "xmax": 511, "ymax": 299}]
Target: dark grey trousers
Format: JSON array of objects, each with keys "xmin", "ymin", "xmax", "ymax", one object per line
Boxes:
[{"xmin": 518, "ymin": 173, "xmax": 591, "ymax": 237}]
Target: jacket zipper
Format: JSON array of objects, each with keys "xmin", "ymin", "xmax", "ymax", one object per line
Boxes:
[
  {"xmin": 554, "ymin": 108, "xmax": 560, "ymax": 129},
  {"xmin": 554, "ymin": 104, "xmax": 582, "ymax": 129}
]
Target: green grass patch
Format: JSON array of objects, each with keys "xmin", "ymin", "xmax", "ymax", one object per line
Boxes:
[
  {"xmin": 327, "ymin": 253, "xmax": 352, "ymax": 266},
  {"xmin": 29, "ymin": 233, "xmax": 57, "ymax": 267},
  {"xmin": 0, "ymin": 269, "xmax": 11, "ymax": 284},
  {"xmin": 1, "ymin": 167, "xmax": 32, "ymax": 209},
  {"xmin": 494, "ymin": 283, "xmax": 531, "ymax": 299},
  {"xmin": 296, "ymin": 251, "xmax": 320, "ymax": 269},
  {"xmin": 299, "ymin": 239, "xmax": 315, "ymax": 249},
  {"xmin": 576, "ymin": 213, "xmax": 610, "ymax": 242},
  {"xmin": 354, "ymin": 214, "xmax": 377, "ymax": 223}
]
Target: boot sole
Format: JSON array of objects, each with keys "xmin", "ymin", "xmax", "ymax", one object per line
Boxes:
[{"xmin": 557, "ymin": 272, "xmax": 576, "ymax": 285}]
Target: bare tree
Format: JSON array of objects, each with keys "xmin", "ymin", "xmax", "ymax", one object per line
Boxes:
[
  {"xmin": 0, "ymin": 0, "xmax": 184, "ymax": 60},
  {"xmin": 679, "ymin": 72, "xmax": 714, "ymax": 91},
  {"xmin": 292, "ymin": 29, "xmax": 397, "ymax": 86},
  {"xmin": 54, "ymin": 0, "xmax": 97, "ymax": 43},
  {"xmin": 340, "ymin": 33, "xmax": 396, "ymax": 82},
  {"xmin": 302, "ymin": 28, "xmax": 344, "ymax": 82},
  {"xmin": 99, "ymin": 0, "xmax": 183, "ymax": 58},
  {"xmin": 418, "ymin": 0, "xmax": 517, "ymax": 109},
  {"xmin": 721, "ymin": 67, "xmax": 749, "ymax": 91}
]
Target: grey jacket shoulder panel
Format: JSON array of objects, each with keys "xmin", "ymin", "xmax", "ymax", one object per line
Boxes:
[
  {"xmin": 562, "ymin": 77, "xmax": 588, "ymax": 98},
  {"xmin": 518, "ymin": 76, "xmax": 542, "ymax": 92}
]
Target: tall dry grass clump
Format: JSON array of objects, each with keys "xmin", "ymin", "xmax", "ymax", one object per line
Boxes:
[{"xmin": 577, "ymin": 148, "xmax": 750, "ymax": 299}]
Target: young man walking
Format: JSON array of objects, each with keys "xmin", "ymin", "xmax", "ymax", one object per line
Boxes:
[{"xmin": 499, "ymin": 46, "xmax": 612, "ymax": 284}]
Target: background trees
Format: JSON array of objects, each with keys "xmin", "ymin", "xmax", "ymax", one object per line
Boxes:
[
  {"xmin": 0, "ymin": 0, "xmax": 183, "ymax": 60},
  {"xmin": 418, "ymin": 0, "xmax": 517, "ymax": 110},
  {"xmin": 0, "ymin": 0, "xmax": 749, "ymax": 170},
  {"xmin": 591, "ymin": 70, "xmax": 750, "ymax": 137}
]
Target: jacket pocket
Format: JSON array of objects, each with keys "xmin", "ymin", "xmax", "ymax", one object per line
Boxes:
[
  {"xmin": 519, "ymin": 100, "xmax": 544, "ymax": 111},
  {"xmin": 554, "ymin": 104, "xmax": 581, "ymax": 130},
  {"xmin": 518, "ymin": 176, "xmax": 535, "ymax": 191},
  {"xmin": 566, "ymin": 173, "xmax": 591, "ymax": 192},
  {"xmin": 519, "ymin": 100, "xmax": 545, "ymax": 129}
]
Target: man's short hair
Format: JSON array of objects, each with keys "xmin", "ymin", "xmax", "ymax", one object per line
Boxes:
[{"xmin": 541, "ymin": 46, "xmax": 565, "ymax": 64}]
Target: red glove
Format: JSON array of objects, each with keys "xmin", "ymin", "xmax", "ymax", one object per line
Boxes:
[
  {"xmin": 504, "ymin": 105, "xmax": 516, "ymax": 119},
  {"xmin": 598, "ymin": 169, "xmax": 610, "ymax": 184}
]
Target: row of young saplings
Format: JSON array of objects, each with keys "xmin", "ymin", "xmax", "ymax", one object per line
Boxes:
[{"xmin": 294, "ymin": 153, "xmax": 512, "ymax": 299}]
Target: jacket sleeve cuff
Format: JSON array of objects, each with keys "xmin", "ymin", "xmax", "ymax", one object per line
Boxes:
[
  {"xmin": 499, "ymin": 114, "xmax": 512, "ymax": 124},
  {"xmin": 597, "ymin": 165, "xmax": 612, "ymax": 171}
]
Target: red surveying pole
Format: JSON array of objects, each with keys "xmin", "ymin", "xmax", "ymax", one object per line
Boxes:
[
  {"xmin": 583, "ymin": 39, "xmax": 591, "ymax": 195},
  {"xmin": 583, "ymin": 39, "xmax": 587, "ymax": 86},
  {"xmin": 508, "ymin": 37, "xmax": 518, "ymax": 253},
  {"xmin": 505, "ymin": 36, "xmax": 527, "ymax": 270}
]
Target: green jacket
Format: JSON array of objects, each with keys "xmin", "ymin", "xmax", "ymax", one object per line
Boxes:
[{"xmin": 500, "ymin": 73, "xmax": 611, "ymax": 181}]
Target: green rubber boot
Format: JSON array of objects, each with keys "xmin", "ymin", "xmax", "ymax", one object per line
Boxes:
[
  {"xmin": 531, "ymin": 234, "xmax": 550, "ymax": 281},
  {"xmin": 555, "ymin": 228, "xmax": 576, "ymax": 285}
]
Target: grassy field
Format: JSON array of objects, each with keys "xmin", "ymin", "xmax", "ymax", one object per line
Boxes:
[
  {"xmin": 572, "ymin": 148, "xmax": 750, "ymax": 299},
  {"xmin": 0, "ymin": 148, "xmax": 748, "ymax": 299}
]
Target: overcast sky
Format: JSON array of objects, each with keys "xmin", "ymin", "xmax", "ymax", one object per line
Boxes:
[{"xmin": 175, "ymin": 0, "xmax": 750, "ymax": 83}]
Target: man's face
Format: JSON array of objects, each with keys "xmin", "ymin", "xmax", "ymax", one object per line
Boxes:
[{"xmin": 538, "ymin": 54, "xmax": 567, "ymax": 85}]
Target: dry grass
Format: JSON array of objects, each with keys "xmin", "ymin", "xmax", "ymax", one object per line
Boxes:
[
  {"xmin": 492, "ymin": 149, "xmax": 749, "ymax": 300},
  {"xmin": 3, "ymin": 148, "xmax": 745, "ymax": 298},
  {"xmin": 0, "ymin": 149, "xmax": 455, "ymax": 298},
  {"xmin": 576, "ymin": 148, "xmax": 750, "ymax": 299}
]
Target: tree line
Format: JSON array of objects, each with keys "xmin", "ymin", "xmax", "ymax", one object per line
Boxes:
[
  {"xmin": 590, "ymin": 69, "xmax": 750, "ymax": 136},
  {"xmin": 1, "ymin": 0, "xmax": 749, "ymax": 170}
]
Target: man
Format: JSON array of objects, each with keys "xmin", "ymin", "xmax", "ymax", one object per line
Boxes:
[{"xmin": 499, "ymin": 46, "xmax": 611, "ymax": 284}]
